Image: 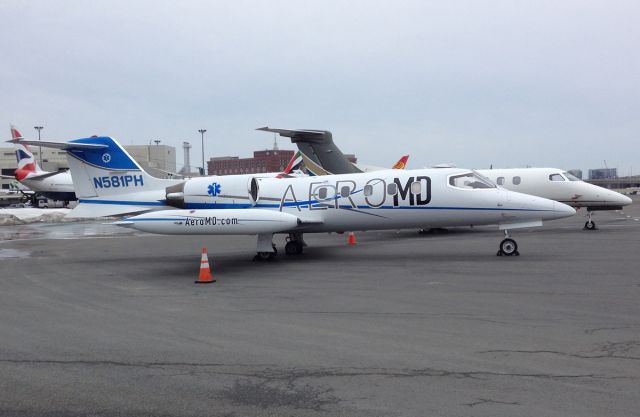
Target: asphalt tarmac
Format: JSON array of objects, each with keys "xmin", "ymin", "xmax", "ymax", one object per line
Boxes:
[{"xmin": 1, "ymin": 199, "xmax": 639, "ymax": 417}]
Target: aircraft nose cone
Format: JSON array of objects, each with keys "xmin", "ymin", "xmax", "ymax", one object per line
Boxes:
[
  {"xmin": 619, "ymin": 194, "xmax": 633, "ymax": 206},
  {"xmin": 553, "ymin": 201, "xmax": 576, "ymax": 217}
]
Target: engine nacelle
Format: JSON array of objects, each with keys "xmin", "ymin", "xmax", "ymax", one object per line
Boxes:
[{"xmin": 166, "ymin": 175, "xmax": 262, "ymax": 209}]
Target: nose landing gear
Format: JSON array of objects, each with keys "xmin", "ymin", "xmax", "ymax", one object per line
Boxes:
[
  {"xmin": 584, "ymin": 212, "xmax": 597, "ymax": 230},
  {"xmin": 497, "ymin": 230, "xmax": 519, "ymax": 256}
]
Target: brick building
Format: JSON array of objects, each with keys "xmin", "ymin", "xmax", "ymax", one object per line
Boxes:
[{"xmin": 207, "ymin": 149, "xmax": 295, "ymax": 176}]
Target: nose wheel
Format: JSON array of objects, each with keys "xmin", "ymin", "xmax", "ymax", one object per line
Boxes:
[
  {"xmin": 584, "ymin": 212, "xmax": 597, "ymax": 230},
  {"xmin": 497, "ymin": 231, "xmax": 519, "ymax": 256}
]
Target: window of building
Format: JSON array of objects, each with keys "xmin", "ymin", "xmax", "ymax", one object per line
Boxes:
[{"xmin": 512, "ymin": 176, "xmax": 521, "ymax": 185}]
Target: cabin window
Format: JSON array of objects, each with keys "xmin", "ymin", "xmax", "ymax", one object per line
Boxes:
[
  {"xmin": 410, "ymin": 181, "xmax": 422, "ymax": 194},
  {"xmin": 387, "ymin": 183, "xmax": 398, "ymax": 195},
  {"xmin": 512, "ymin": 176, "xmax": 521, "ymax": 185},
  {"xmin": 497, "ymin": 177, "xmax": 505, "ymax": 185},
  {"xmin": 364, "ymin": 185, "xmax": 373, "ymax": 196},
  {"xmin": 313, "ymin": 185, "xmax": 335, "ymax": 201},
  {"xmin": 449, "ymin": 172, "xmax": 496, "ymax": 189},
  {"xmin": 340, "ymin": 186, "xmax": 350, "ymax": 198},
  {"xmin": 563, "ymin": 171, "xmax": 581, "ymax": 181}
]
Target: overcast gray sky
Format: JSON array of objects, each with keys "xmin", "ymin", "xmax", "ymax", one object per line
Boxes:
[{"xmin": 1, "ymin": 0, "xmax": 638, "ymax": 174}]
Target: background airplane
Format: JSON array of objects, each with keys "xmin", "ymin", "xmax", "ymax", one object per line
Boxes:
[
  {"xmin": 260, "ymin": 127, "xmax": 631, "ymax": 230},
  {"xmin": 25, "ymin": 135, "xmax": 574, "ymax": 258},
  {"xmin": 3, "ymin": 126, "xmax": 76, "ymax": 202},
  {"xmin": 477, "ymin": 168, "xmax": 632, "ymax": 230}
]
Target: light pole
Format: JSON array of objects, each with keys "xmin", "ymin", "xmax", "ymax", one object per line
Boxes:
[
  {"xmin": 198, "ymin": 129, "xmax": 207, "ymax": 175},
  {"xmin": 34, "ymin": 126, "xmax": 43, "ymax": 166}
]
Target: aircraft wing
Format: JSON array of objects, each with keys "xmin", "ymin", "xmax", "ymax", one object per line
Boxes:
[
  {"xmin": 6, "ymin": 139, "xmax": 108, "ymax": 150},
  {"xmin": 257, "ymin": 127, "xmax": 362, "ymax": 175},
  {"xmin": 67, "ymin": 202, "xmax": 154, "ymax": 219}
]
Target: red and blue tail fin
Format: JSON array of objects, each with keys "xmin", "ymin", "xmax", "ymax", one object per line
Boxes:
[{"xmin": 10, "ymin": 125, "xmax": 41, "ymax": 180}]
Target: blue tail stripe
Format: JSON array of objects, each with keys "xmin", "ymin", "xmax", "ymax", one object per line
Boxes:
[{"xmin": 68, "ymin": 137, "xmax": 139, "ymax": 170}]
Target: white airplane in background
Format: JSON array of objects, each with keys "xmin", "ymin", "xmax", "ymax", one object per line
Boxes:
[
  {"xmin": 477, "ymin": 168, "xmax": 632, "ymax": 230},
  {"xmin": 22, "ymin": 135, "xmax": 575, "ymax": 258},
  {"xmin": 1, "ymin": 126, "xmax": 76, "ymax": 202},
  {"xmin": 259, "ymin": 128, "xmax": 632, "ymax": 230}
]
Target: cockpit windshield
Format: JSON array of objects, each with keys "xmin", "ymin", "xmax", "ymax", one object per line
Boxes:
[
  {"xmin": 449, "ymin": 172, "xmax": 497, "ymax": 189},
  {"xmin": 562, "ymin": 171, "xmax": 582, "ymax": 181}
]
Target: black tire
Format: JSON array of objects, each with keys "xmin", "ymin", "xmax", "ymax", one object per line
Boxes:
[
  {"xmin": 584, "ymin": 221, "xmax": 597, "ymax": 230},
  {"xmin": 499, "ymin": 238, "xmax": 518, "ymax": 256},
  {"xmin": 255, "ymin": 251, "xmax": 276, "ymax": 261},
  {"xmin": 285, "ymin": 241, "xmax": 303, "ymax": 255}
]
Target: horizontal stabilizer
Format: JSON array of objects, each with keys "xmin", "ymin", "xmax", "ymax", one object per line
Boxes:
[
  {"xmin": 256, "ymin": 127, "xmax": 328, "ymax": 139},
  {"xmin": 257, "ymin": 126, "xmax": 362, "ymax": 175},
  {"xmin": 6, "ymin": 139, "xmax": 108, "ymax": 150}
]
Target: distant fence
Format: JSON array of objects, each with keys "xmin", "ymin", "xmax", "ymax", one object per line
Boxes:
[{"xmin": 587, "ymin": 176, "xmax": 640, "ymax": 191}]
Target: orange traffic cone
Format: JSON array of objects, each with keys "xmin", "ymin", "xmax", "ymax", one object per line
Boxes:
[
  {"xmin": 195, "ymin": 248, "xmax": 215, "ymax": 284},
  {"xmin": 347, "ymin": 232, "xmax": 357, "ymax": 246}
]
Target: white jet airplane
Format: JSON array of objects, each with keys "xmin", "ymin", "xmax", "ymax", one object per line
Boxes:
[
  {"xmin": 477, "ymin": 168, "xmax": 632, "ymax": 230},
  {"xmin": 20, "ymin": 135, "xmax": 575, "ymax": 258},
  {"xmin": 258, "ymin": 128, "xmax": 632, "ymax": 230},
  {"xmin": 2, "ymin": 126, "xmax": 76, "ymax": 202}
]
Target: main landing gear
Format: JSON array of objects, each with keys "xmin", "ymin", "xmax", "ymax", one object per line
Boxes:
[
  {"xmin": 254, "ymin": 233, "xmax": 307, "ymax": 260},
  {"xmin": 254, "ymin": 233, "xmax": 277, "ymax": 261},
  {"xmin": 284, "ymin": 232, "xmax": 305, "ymax": 256},
  {"xmin": 497, "ymin": 230, "xmax": 519, "ymax": 257},
  {"xmin": 584, "ymin": 211, "xmax": 597, "ymax": 230}
]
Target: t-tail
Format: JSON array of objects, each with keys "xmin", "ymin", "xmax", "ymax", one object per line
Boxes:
[
  {"xmin": 16, "ymin": 135, "xmax": 182, "ymax": 217},
  {"xmin": 63, "ymin": 136, "xmax": 183, "ymax": 217}
]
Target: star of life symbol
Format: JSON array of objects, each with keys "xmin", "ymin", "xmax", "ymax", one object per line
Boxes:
[
  {"xmin": 102, "ymin": 153, "xmax": 111, "ymax": 163},
  {"xmin": 208, "ymin": 182, "xmax": 221, "ymax": 197}
]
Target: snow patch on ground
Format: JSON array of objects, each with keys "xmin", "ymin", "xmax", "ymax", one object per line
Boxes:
[{"xmin": 0, "ymin": 208, "xmax": 73, "ymax": 226}]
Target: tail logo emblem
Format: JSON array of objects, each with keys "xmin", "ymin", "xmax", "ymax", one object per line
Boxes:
[
  {"xmin": 208, "ymin": 182, "xmax": 221, "ymax": 197},
  {"xmin": 102, "ymin": 153, "xmax": 112, "ymax": 163}
]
